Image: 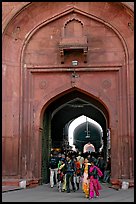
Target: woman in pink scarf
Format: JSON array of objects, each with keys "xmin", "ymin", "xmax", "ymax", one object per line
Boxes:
[{"xmin": 88, "ymin": 160, "xmax": 103, "ymax": 199}]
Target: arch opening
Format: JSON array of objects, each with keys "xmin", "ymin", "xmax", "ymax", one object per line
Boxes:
[
  {"xmin": 68, "ymin": 115, "xmax": 103, "ymax": 153},
  {"xmin": 41, "ymin": 89, "xmax": 109, "ymax": 183}
]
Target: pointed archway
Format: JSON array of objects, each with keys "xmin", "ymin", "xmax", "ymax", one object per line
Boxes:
[
  {"xmin": 68, "ymin": 115, "xmax": 103, "ymax": 153},
  {"xmin": 41, "ymin": 89, "xmax": 109, "ymax": 183}
]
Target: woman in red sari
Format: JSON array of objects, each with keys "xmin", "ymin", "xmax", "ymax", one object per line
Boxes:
[{"xmin": 88, "ymin": 160, "xmax": 103, "ymax": 199}]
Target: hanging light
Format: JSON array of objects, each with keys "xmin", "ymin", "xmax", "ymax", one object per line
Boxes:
[{"xmin": 85, "ymin": 116, "xmax": 90, "ymax": 138}]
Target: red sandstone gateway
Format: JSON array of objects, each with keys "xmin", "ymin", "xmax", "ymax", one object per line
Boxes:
[{"xmin": 2, "ymin": 2, "xmax": 134, "ymax": 188}]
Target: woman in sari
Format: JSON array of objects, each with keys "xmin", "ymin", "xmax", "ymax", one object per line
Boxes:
[
  {"xmin": 88, "ymin": 159, "xmax": 103, "ymax": 199},
  {"xmin": 81, "ymin": 158, "xmax": 91, "ymax": 198}
]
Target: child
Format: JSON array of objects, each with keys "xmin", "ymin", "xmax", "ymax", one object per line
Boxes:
[
  {"xmin": 57, "ymin": 159, "xmax": 65, "ymax": 192},
  {"xmin": 73, "ymin": 157, "xmax": 81, "ymax": 190}
]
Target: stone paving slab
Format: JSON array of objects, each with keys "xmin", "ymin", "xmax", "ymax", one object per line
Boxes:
[{"xmin": 2, "ymin": 183, "xmax": 134, "ymax": 202}]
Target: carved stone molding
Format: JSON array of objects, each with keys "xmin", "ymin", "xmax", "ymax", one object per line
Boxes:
[
  {"xmin": 102, "ymin": 79, "xmax": 111, "ymax": 89},
  {"xmin": 39, "ymin": 80, "xmax": 47, "ymax": 89}
]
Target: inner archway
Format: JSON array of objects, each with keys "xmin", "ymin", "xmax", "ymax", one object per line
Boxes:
[{"xmin": 68, "ymin": 115, "xmax": 103, "ymax": 153}]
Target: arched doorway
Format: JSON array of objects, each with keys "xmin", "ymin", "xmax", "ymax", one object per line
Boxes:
[{"xmin": 41, "ymin": 89, "xmax": 109, "ymax": 183}]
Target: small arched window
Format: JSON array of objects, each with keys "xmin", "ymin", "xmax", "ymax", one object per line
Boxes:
[
  {"xmin": 64, "ymin": 19, "xmax": 83, "ymax": 38},
  {"xmin": 59, "ymin": 18, "xmax": 88, "ymax": 64}
]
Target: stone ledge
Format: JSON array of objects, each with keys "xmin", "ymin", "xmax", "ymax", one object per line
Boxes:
[
  {"xmin": 2, "ymin": 178, "xmax": 41, "ymax": 189},
  {"xmin": 110, "ymin": 178, "xmax": 134, "ymax": 190}
]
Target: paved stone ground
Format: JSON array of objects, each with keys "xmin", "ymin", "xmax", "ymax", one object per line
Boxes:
[{"xmin": 2, "ymin": 183, "xmax": 134, "ymax": 202}]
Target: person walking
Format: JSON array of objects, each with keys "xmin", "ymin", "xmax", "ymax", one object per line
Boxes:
[
  {"xmin": 49, "ymin": 153, "xmax": 59, "ymax": 188},
  {"xmin": 76, "ymin": 152, "xmax": 84, "ymax": 168},
  {"xmin": 73, "ymin": 157, "xmax": 81, "ymax": 190},
  {"xmin": 88, "ymin": 159, "xmax": 103, "ymax": 199},
  {"xmin": 81, "ymin": 158, "xmax": 91, "ymax": 198},
  {"xmin": 65, "ymin": 155, "xmax": 76, "ymax": 193},
  {"xmin": 57, "ymin": 159, "xmax": 66, "ymax": 192},
  {"xmin": 103, "ymin": 157, "xmax": 111, "ymax": 183},
  {"xmin": 97, "ymin": 155, "xmax": 106, "ymax": 182},
  {"xmin": 60, "ymin": 156, "xmax": 67, "ymax": 192}
]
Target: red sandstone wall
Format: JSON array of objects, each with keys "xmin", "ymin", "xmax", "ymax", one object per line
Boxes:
[
  {"xmin": 2, "ymin": 2, "xmax": 134, "ymax": 181},
  {"xmin": 2, "ymin": 2, "xmax": 134, "ymax": 33}
]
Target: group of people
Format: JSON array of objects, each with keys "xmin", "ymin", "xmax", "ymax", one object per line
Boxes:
[
  {"xmin": 49, "ymin": 152, "xmax": 80, "ymax": 193},
  {"xmin": 49, "ymin": 150, "xmax": 111, "ymax": 199},
  {"xmin": 82, "ymin": 157, "xmax": 103, "ymax": 199}
]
